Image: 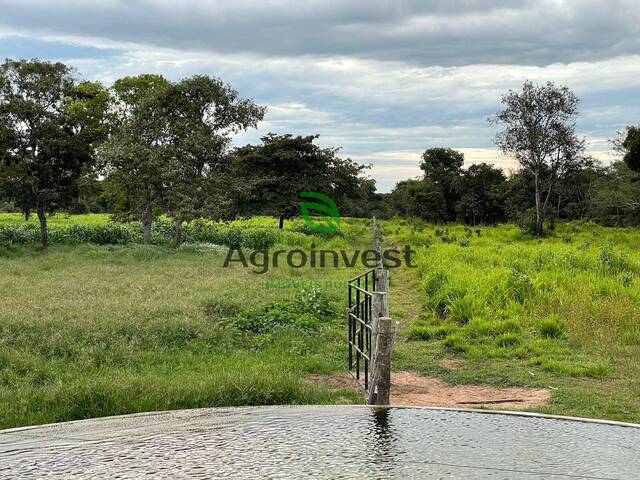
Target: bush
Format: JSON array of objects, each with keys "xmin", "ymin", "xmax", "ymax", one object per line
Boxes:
[
  {"xmin": 224, "ymin": 289, "xmax": 338, "ymax": 334},
  {"xmin": 0, "ymin": 223, "xmax": 138, "ymax": 246},
  {"xmin": 0, "ymin": 217, "xmax": 310, "ymax": 249}
]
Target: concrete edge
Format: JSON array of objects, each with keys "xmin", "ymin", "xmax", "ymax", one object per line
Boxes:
[{"xmin": 2, "ymin": 404, "xmax": 639, "ymax": 435}]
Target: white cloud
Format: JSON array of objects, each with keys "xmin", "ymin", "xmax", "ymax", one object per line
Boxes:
[{"xmin": 0, "ymin": 2, "xmax": 637, "ymax": 192}]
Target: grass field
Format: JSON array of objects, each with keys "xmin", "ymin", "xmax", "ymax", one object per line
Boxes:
[
  {"xmin": 391, "ymin": 221, "xmax": 640, "ymax": 422},
  {"xmin": 1, "ymin": 214, "xmax": 639, "ymax": 428}
]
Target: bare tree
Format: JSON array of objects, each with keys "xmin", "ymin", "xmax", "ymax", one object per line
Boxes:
[{"xmin": 490, "ymin": 81, "xmax": 585, "ymax": 235}]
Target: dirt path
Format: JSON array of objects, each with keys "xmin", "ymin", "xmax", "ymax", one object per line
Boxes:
[
  {"xmin": 307, "ymin": 372, "xmax": 550, "ymax": 409},
  {"xmin": 390, "ymin": 371, "xmax": 550, "ymax": 408}
]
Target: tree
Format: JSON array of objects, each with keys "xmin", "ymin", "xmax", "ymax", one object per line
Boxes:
[
  {"xmin": 588, "ymin": 161, "xmax": 640, "ymax": 226},
  {"xmin": 455, "ymin": 163, "xmax": 506, "ymax": 225},
  {"xmin": 0, "ymin": 59, "xmax": 108, "ymax": 248},
  {"xmin": 231, "ymin": 134, "xmax": 368, "ymax": 229},
  {"xmin": 389, "ymin": 178, "xmax": 446, "ymax": 222},
  {"xmin": 340, "ymin": 178, "xmax": 381, "ymax": 218},
  {"xmin": 156, "ymin": 75, "xmax": 265, "ymax": 245},
  {"xmin": 99, "ymin": 74, "xmax": 171, "ymax": 244},
  {"xmin": 491, "ymin": 81, "xmax": 585, "ymax": 235},
  {"xmin": 614, "ymin": 126, "xmax": 640, "ymax": 172},
  {"xmin": 420, "ymin": 148, "xmax": 464, "ymax": 220},
  {"xmin": 102, "ymin": 74, "xmax": 265, "ymax": 245},
  {"xmin": 552, "ymin": 156, "xmax": 598, "ymax": 220}
]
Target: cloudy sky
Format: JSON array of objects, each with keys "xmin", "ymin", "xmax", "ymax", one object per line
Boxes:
[{"xmin": 1, "ymin": 0, "xmax": 638, "ymax": 191}]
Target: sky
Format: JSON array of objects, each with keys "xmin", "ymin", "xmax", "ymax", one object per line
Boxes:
[{"xmin": 0, "ymin": 0, "xmax": 638, "ymax": 191}]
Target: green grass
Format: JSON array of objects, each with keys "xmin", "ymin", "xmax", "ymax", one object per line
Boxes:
[
  {"xmin": 388, "ymin": 221, "xmax": 640, "ymax": 423},
  {"xmin": 0, "ymin": 241, "xmax": 366, "ymax": 429},
  {"xmin": 1, "ymin": 214, "xmax": 640, "ymax": 428}
]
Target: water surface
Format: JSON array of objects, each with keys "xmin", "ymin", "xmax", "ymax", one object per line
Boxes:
[{"xmin": 1, "ymin": 406, "xmax": 638, "ymax": 479}]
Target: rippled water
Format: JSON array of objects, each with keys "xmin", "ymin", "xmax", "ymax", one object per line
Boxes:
[{"xmin": 1, "ymin": 406, "xmax": 639, "ymax": 479}]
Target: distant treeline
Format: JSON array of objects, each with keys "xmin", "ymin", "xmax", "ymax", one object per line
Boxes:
[
  {"xmin": 369, "ymin": 153, "xmax": 640, "ymax": 230},
  {"xmin": 1, "ymin": 59, "xmax": 639, "ymax": 248}
]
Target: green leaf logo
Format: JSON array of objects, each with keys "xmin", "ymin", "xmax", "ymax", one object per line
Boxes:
[{"xmin": 300, "ymin": 192, "xmax": 341, "ymax": 234}]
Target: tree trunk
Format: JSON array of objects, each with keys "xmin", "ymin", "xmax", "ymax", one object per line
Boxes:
[
  {"xmin": 278, "ymin": 215, "xmax": 285, "ymax": 230},
  {"xmin": 534, "ymin": 172, "xmax": 543, "ymax": 236},
  {"xmin": 36, "ymin": 203, "xmax": 48, "ymax": 249},
  {"xmin": 175, "ymin": 219, "xmax": 183, "ymax": 248},
  {"xmin": 143, "ymin": 207, "xmax": 153, "ymax": 245}
]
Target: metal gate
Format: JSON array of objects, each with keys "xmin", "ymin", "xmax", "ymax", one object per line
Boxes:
[{"xmin": 348, "ymin": 267, "xmax": 376, "ymax": 391}]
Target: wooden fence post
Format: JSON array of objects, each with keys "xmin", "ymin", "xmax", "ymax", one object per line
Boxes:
[
  {"xmin": 368, "ymin": 216, "xmax": 392, "ymax": 405},
  {"xmin": 373, "ymin": 316, "xmax": 392, "ymax": 405},
  {"xmin": 368, "ymin": 272, "xmax": 390, "ymax": 405}
]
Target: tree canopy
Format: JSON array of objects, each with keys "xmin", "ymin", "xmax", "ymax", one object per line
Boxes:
[
  {"xmin": 230, "ymin": 133, "xmax": 369, "ymax": 228},
  {"xmin": 621, "ymin": 126, "xmax": 640, "ymax": 172},
  {"xmin": 0, "ymin": 59, "xmax": 108, "ymax": 247},
  {"xmin": 101, "ymin": 74, "xmax": 265, "ymax": 244}
]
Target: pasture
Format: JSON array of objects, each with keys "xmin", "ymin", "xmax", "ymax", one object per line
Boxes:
[{"xmin": 0, "ymin": 214, "xmax": 639, "ymax": 428}]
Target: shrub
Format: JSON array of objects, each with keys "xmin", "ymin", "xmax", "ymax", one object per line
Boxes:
[
  {"xmin": 0, "ymin": 223, "xmax": 139, "ymax": 246},
  {"xmin": 0, "ymin": 225, "xmax": 39, "ymax": 245},
  {"xmin": 0, "ymin": 218, "xmax": 309, "ymax": 249},
  {"xmin": 224, "ymin": 289, "xmax": 337, "ymax": 334}
]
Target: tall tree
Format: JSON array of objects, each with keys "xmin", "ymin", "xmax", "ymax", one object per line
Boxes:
[
  {"xmin": 99, "ymin": 74, "xmax": 171, "ymax": 244},
  {"xmin": 102, "ymin": 74, "xmax": 264, "ymax": 245},
  {"xmin": 231, "ymin": 134, "xmax": 368, "ymax": 229},
  {"xmin": 0, "ymin": 59, "xmax": 108, "ymax": 248},
  {"xmin": 588, "ymin": 161, "xmax": 640, "ymax": 226},
  {"xmin": 155, "ymin": 75, "xmax": 265, "ymax": 245},
  {"xmin": 491, "ymin": 80, "xmax": 585, "ymax": 235},
  {"xmin": 420, "ymin": 148, "xmax": 464, "ymax": 220}
]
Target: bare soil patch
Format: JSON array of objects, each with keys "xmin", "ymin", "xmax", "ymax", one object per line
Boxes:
[{"xmin": 306, "ymin": 371, "xmax": 550, "ymax": 410}]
